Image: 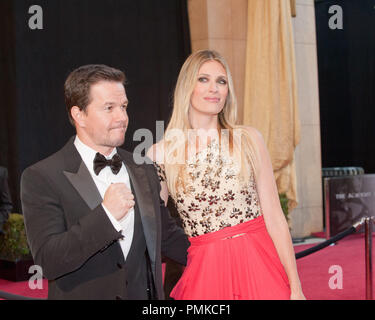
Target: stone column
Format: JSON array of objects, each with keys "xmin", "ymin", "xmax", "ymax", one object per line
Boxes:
[
  {"xmin": 188, "ymin": 0, "xmax": 248, "ymax": 123},
  {"xmin": 290, "ymin": 0, "xmax": 323, "ymax": 237}
]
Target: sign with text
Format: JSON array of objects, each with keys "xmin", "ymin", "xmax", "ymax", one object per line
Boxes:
[{"xmin": 324, "ymin": 174, "xmax": 375, "ymax": 238}]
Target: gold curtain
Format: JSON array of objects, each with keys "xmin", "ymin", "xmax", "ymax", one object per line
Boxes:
[{"xmin": 243, "ymin": 0, "xmax": 300, "ymax": 211}]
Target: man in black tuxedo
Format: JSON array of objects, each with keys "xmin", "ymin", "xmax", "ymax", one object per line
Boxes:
[
  {"xmin": 0, "ymin": 166, "xmax": 13, "ymax": 235},
  {"xmin": 21, "ymin": 64, "xmax": 189, "ymax": 300}
]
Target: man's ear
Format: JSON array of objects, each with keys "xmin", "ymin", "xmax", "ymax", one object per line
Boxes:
[{"xmin": 71, "ymin": 106, "xmax": 86, "ymax": 127}]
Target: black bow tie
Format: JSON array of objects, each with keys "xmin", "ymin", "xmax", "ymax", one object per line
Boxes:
[{"xmin": 93, "ymin": 152, "xmax": 122, "ymax": 175}]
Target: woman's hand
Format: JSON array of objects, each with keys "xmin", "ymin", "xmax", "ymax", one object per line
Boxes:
[{"xmin": 290, "ymin": 289, "xmax": 306, "ymax": 300}]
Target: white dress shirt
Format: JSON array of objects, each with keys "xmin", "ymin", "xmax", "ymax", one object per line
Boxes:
[{"xmin": 74, "ymin": 136, "xmax": 134, "ymax": 260}]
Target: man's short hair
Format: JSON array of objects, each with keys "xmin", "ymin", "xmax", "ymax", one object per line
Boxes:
[{"xmin": 64, "ymin": 64, "xmax": 126, "ymax": 126}]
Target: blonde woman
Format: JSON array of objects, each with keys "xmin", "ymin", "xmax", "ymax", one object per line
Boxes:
[{"xmin": 147, "ymin": 50, "xmax": 305, "ymax": 300}]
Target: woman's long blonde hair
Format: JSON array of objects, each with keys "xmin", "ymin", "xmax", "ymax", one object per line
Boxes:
[{"xmin": 163, "ymin": 50, "xmax": 259, "ymax": 199}]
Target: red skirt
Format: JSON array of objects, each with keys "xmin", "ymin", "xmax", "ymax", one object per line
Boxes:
[{"xmin": 170, "ymin": 216, "xmax": 291, "ymax": 300}]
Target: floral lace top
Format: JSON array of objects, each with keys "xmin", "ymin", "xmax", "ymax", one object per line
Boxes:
[{"xmin": 154, "ymin": 140, "xmax": 262, "ymax": 237}]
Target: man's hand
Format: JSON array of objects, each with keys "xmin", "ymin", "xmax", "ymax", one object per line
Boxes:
[{"xmin": 102, "ymin": 183, "xmax": 135, "ymax": 221}]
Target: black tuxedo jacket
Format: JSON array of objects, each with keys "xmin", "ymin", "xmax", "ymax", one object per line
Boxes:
[
  {"xmin": 0, "ymin": 166, "xmax": 12, "ymax": 233},
  {"xmin": 20, "ymin": 137, "xmax": 189, "ymax": 300}
]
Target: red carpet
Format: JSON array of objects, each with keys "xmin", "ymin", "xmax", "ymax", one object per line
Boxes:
[
  {"xmin": 0, "ymin": 234, "xmax": 374, "ymax": 300},
  {"xmin": 0, "ymin": 263, "xmax": 167, "ymax": 300},
  {"xmin": 311, "ymin": 231, "xmax": 326, "ymax": 239},
  {"xmin": 295, "ymin": 233, "xmax": 375, "ymax": 300},
  {"xmin": 0, "ymin": 278, "xmax": 48, "ymax": 299}
]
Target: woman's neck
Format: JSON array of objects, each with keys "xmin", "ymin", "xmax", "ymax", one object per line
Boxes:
[{"xmin": 188, "ymin": 108, "xmax": 220, "ymax": 131}]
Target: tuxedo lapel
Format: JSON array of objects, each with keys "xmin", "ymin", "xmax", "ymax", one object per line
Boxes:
[
  {"xmin": 61, "ymin": 137, "xmax": 102, "ymax": 211},
  {"xmin": 63, "ymin": 162, "xmax": 103, "ymax": 210},
  {"xmin": 120, "ymin": 151, "xmax": 157, "ymax": 274}
]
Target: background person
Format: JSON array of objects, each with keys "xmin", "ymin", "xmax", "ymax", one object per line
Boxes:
[{"xmin": 0, "ymin": 166, "xmax": 13, "ymax": 235}]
